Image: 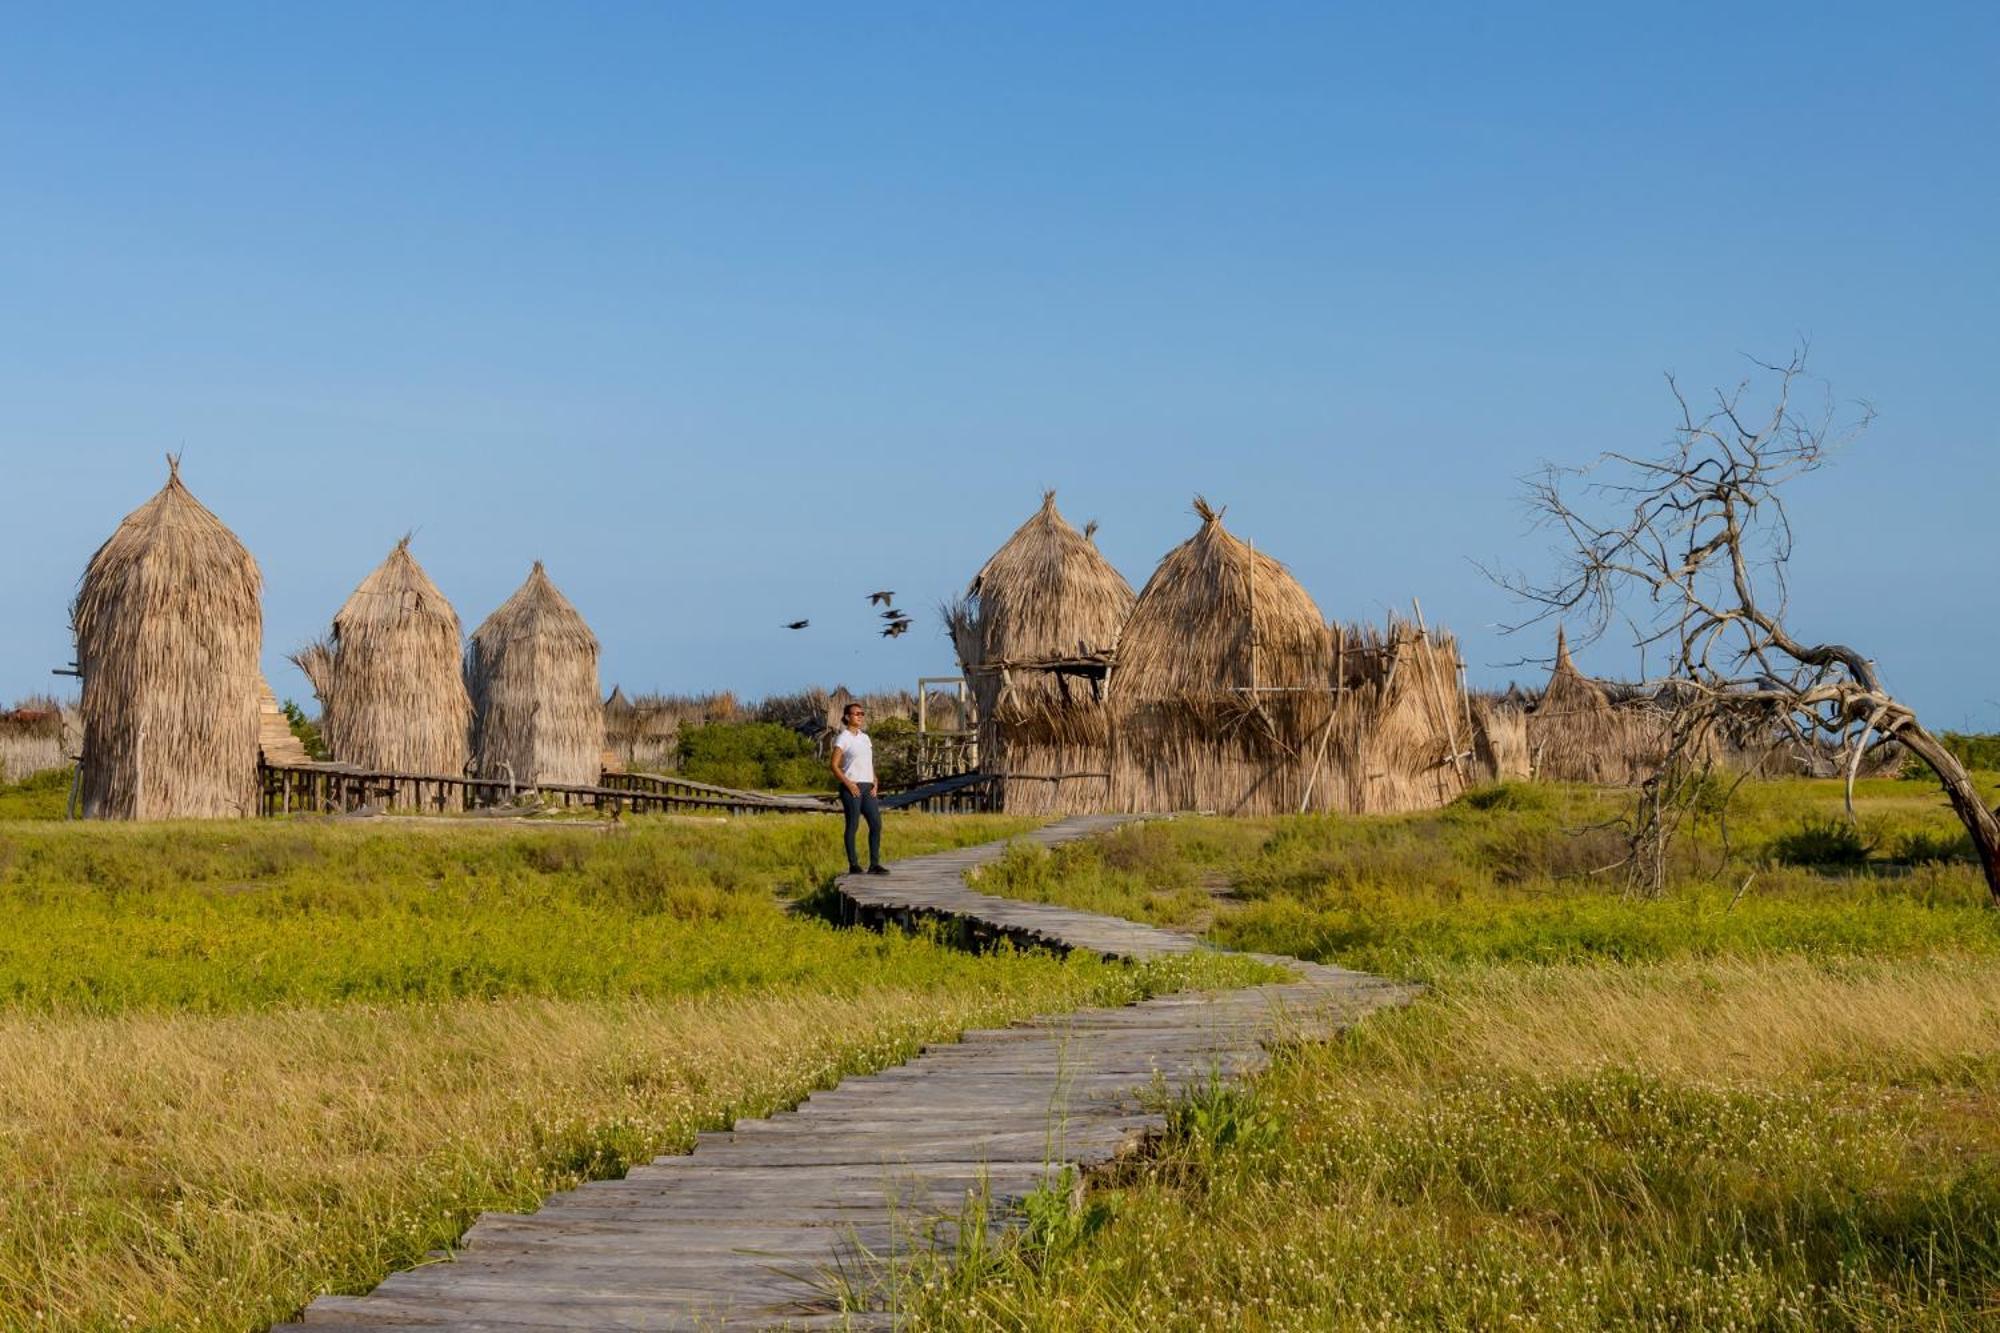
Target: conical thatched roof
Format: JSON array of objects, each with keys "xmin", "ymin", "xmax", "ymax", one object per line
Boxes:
[
  {"xmin": 467, "ymin": 561, "xmax": 603, "ymax": 786},
  {"xmin": 1111, "ymin": 499, "xmax": 1334, "ymax": 815},
  {"xmin": 73, "ymin": 457, "xmax": 263, "ymax": 818},
  {"xmin": 1539, "ymin": 625, "xmax": 1611, "ymax": 715},
  {"xmin": 957, "ymin": 492, "xmax": 1133, "ymax": 666},
  {"xmin": 1527, "ymin": 626, "xmax": 1669, "ymax": 784},
  {"xmin": 326, "ymin": 536, "xmax": 471, "ymax": 777},
  {"xmin": 952, "ymin": 492, "xmax": 1133, "ymax": 716},
  {"xmin": 1116, "ymin": 498, "xmax": 1331, "ymax": 701}
]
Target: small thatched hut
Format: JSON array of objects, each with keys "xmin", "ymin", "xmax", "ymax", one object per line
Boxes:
[
  {"xmin": 1525, "ymin": 628, "xmax": 1669, "ymax": 784},
  {"xmin": 1111, "ymin": 499, "xmax": 1334, "ymax": 815},
  {"xmin": 1316, "ymin": 618, "xmax": 1475, "ymax": 814},
  {"xmin": 949, "ymin": 492, "xmax": 1136, "ymax": 814},
  {"xmin": 73, "ymin": 458, "xmax": 263, "ymax": 818},
  {"xmin": 466, "ymin": 562, "xmax": 604, "ymax": 787},
  {"xmin": 324, "ymin": 537, "xmax": 471, "ymax": 784}
]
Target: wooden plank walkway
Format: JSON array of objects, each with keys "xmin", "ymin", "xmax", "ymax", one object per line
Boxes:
[{"xmin": 283, "ymin": 816, "xmax": 1416, "ymax": 1331}]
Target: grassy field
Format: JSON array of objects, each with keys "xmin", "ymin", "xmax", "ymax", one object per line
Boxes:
[
  {"xmin": 922, "ymin": 776, "xmax": 2000, "ymax": 1328},
  {"xmin": 0, "ymin": 800, "xmax": 1269, "ymax": 1331}
]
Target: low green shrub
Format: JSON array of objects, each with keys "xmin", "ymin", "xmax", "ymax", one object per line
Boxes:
[{"xmin": 676, "ymin": 721, "xmax": 833, "ymax": 791}]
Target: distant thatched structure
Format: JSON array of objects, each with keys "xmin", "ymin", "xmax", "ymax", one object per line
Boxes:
[
  {"xmin": 1525, "ymin": 628, "xmax": 1670, "ymax": 784},
  {"xmin": 1314, "ymin": 618, "xmax": 1475, "ymax": 814},
  {"xmin": 324, "ymin": 537, "xmax": 471, "ymax": 787},
  {"xmin": 1469, "ymin": 692, "xmax": 1533, "ymax": 783},
  {"xmin": 1111, "ymin": 499, "xmax": 1334, "ymax": 815},
  {"xmin": 948, "ymin": 492, "xmax": 1135, "ymax": 814},
  {"xmin": 72, "ymin": 458, "xmax": 262, "ymax": 818},
  {"xmin": 0, "ymin": 696, "xmax": 79, "ymax": 784},
  {"xmin": 467, "ymin": 562, "xmax": 603, "ymax": 786}
]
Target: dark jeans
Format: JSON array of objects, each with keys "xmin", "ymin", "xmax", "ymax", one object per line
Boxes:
[{"xmin": 840, "ymin": 782, "xmax": 882, "ymax": 869}]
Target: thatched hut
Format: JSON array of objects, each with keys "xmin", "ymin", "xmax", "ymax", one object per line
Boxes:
[
  {"xmin": 1316, "ymin": 618, "xmax": 1475, "ymax": 814},
  {"xmin": 1111, "ymin": 499, "xmax": 1333, "ymax": 814},
  {"xmin": 324, "ymin": 537, "xmax": 471, "ymax": 783},
  {"xmin": 467, "ymin": 562, "xmax": 603, "ymax": 787},
  {"xmin": 949, "ymin": 492, "xmax": 1135, "ymax": 814},
  {"xmin": 72, "ymin": 458, "xmax": 263, "ymax": 818},
  {"xmin": 1525, "ymin": 628, "xmax": 1669, "ymax": 784}
]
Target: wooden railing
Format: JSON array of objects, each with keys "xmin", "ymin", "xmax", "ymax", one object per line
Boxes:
[{"xmin": 257, "ymin": 764, "xmax": 997, "ymax": 818}]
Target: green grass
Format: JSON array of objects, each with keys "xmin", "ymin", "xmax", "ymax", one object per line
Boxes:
[
  {"xmin": 919, "ymin": 777, "xmax": 2000, "ymax": 1329},
  {"xmin": 0, "ymin": 813, "xmax": 1050, "ymax": 1012},
  {"xmin": 0, "ymin": 811, "xmax": 1272, "ymax": 1331},
  {"xmin": 0, "ymin": 765, "xmax": 70, "ymax": 819}
]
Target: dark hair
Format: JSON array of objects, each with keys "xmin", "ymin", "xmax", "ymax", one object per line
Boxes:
[{"xmin": 843, "ymin": 702, "xmax": 864, "ymax": 720}]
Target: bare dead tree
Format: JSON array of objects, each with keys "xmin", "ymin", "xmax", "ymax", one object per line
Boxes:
[{"xmin": 1502, "ymin": 350, "xmax": 2000, "ymax": 904}]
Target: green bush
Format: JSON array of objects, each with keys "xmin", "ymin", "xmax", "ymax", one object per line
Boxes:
[
  {"xmin": 279, "ymin": 699, "xmax": 328, "ymax": 760},
  {"xmin": 1902, "ymin": 731, "xmax": 2000, "ymax": 780},
  {"xmin": 868, "ymin": 715, "xmax": 922, "ymax": 789},
  {"xmin": 1771, "ymin": 816, "xmax": 1872, "ymax": 868},
  {"xmin": 676, "ymin": 721, "xmax": 833, "ymax": 791}
]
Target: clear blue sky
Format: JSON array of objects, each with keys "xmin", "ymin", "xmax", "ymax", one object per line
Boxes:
[{"xmin": 4, "ymin": 4, "xmax": 1995, "ymax": 725}]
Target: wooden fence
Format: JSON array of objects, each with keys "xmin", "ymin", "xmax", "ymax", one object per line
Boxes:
[{"xmin": 257, "ymin": 764, "xmax": 996, "ymax": 818}]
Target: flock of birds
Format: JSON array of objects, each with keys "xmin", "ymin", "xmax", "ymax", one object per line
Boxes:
[{"xmin": 783, "ymin": 590, "xmax": 916, "ymax": 639}]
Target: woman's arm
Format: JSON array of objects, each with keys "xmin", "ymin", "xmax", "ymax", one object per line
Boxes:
[{"xmin": 831, "ymin": 738, "xmax": 858, "ymax": 795}]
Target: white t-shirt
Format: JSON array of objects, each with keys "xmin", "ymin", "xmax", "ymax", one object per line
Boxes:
[{"xmin": 834, "ymin": 728, "xmax": 876, "ymax": 785}]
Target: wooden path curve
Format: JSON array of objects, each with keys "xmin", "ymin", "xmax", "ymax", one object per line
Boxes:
[{"xmin": 284, "ymin": 816, "xmax": 1417, "ymax": 1331}]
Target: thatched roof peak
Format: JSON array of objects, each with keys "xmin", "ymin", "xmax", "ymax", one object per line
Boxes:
[
  {"xmin": 336, "ymin": 538, "xmax": 456, "ymax": 638},
  {"xmin": 958, "ymin": 492, "xmax": 1134, "ymax": 657},
  {"xmin": 82, "ymin": 457, "xmax": 259, "ymax": 582},
  {"xmin": 1539, "ymin": 624, "xmax": 1612, "ymax": 716},
  {"xmin": 472, "ymin": 562, "xmax": 596, "ymax": 652},
  {"xmin": 1117, "ymin": 500, "xmax": 1330, "ymax": 699}
]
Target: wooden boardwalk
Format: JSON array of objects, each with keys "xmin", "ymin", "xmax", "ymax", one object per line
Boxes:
[{"xmin": 284, "ymin": 816, "xmax": 1416, "ymax": 1331}]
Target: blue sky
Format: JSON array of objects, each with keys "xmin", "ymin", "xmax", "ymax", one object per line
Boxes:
[{"xmin": 3, "ymin": 4, "xmax": 1995, "ymax": 724}]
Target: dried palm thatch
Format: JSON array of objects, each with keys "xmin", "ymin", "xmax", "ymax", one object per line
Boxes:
[
  {"xmin": 72, "ymin": 457, "xmax": 262, "ymax": 818},
  {"xmin": 947, "ymin": 491, "xmax": 1135, "ymax": 814},
  {"xmin": 1526, "ymin": 627, "xmax": 1671, "ymax": 784},
  {"xmin": 1111, "ymin": 498, "xmax": 1334, "ymax": 814},
  {"xmin": 467, "ymin": 562, "xmax": 604, "ymax": 786},
  {"xmin": 1469, "ymin": 692, "xmax": 1533, "ymax": 782},
  {"xmin": 289, "ymin": 636, "xmax": 334, "ymax": 716},
  {"xmin": 325, "ymin": 537, "xmax": 471, "ymax": 792},
  {"xmin": 1312, "ymin": 618, "xmax": 1475, "ymax": 814}
]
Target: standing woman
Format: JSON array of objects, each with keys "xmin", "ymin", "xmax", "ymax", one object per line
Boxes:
[{"xmin": 832, "ymin": 702, "xmax": 888, "ymax": 874}]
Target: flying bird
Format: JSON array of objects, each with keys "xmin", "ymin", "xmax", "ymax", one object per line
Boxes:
[
  {"xmin": 784, "ymin": 620, "xmax": 809, "ymax": 630},
  {"xmin": 867, "ymin": 590, "xmax": 895, "ymax": 606},
  {"xmin": 881, "ymin": 619, "xmax": 912, "ymax": 639},
  {"xmin": 879, "ymin": 607, "xmax": 907, "ymax": 620}
]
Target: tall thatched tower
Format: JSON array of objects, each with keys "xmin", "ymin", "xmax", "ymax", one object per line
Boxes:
[
  {"xmin": 73, "ymin": 457, "xmax": 263, "ymax": 819},
  {"xmin": 1111, "ymin": 498, "xmax": 1334, "ymax": 815},
  {"xmin": 949, "ymin": 492, "xmax": 1134, "ymax": 814},
  {"xmin": 467, "ymin": 562, "xmax": 603, "ymax": 787},
  {"xmin": 326, "ymin": 537, "xmax": 471, "ymax": 779}
]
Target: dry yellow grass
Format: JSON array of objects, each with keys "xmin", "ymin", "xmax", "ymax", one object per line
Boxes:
[
  {"xmin": 1362, "ymin": 956, "xmax": 2000, "ymax": 1086},
  {"xmin": 0, "ymin": 981, "xmax": 1153, "ymax": 1330}
]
